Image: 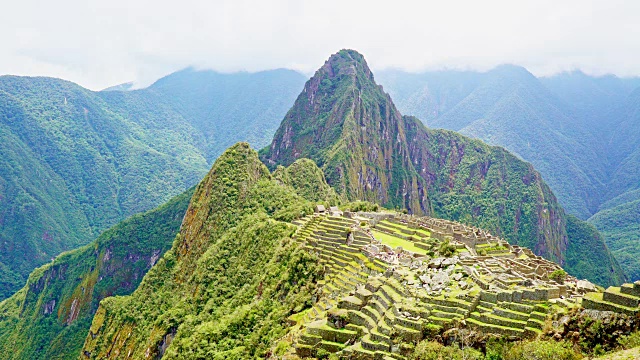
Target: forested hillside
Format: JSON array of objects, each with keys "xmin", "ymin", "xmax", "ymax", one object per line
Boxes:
[
  {"xmin": 378, "ymin": 68, "xmax": 640, "ymax": 280},
  {"xmin": 0, "ymin": 69, "xmax": 305, "ymax": 299},
  {"xmin": 0, "ymin": 188, "xmax": 192, "ymax": 359},
  {"xmin": 82, "ymin": 143, "xmax": 331, "ymax": 358}
]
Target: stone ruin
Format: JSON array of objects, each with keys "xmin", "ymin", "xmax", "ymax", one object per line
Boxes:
[{"xmin": 287, "ymin": 209, "xmax": 638, "ymax": 359}]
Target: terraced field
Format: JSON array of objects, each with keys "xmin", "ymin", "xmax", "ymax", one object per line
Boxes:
[{"xmin": 286, "ymin": 212, "xmax": 594, "ymax": 359}]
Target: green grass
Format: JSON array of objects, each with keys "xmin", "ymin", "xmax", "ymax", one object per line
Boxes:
[{"xmin": 371, "ymin": 230, "xmax": 428, "ymax": 255}]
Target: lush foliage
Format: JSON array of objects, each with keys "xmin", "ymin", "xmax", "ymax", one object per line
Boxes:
[
  {"xmin": 589, "ymin": 199, "xmax": 640, "ymax": 280},
  {"xmin": 565, "ymin": 215, "xmax": 626, "ymax": 286},
  {"xmin": 0, "ymin": 70, "xmax": 304, "ymax": 298},
  {"xmin": 411, "ymin": 341, "xmax": 484, "ymax": 360},
  {"xmin": 500, "ymin": 340, "xmax": 582, "ymax": 360},
  {"xmin": 410, "ymin": 339, "xmax": 583, "ymax": 360},
  {"xmin": 272, "ymin": 158, "xmax": 340, "ymax": 204},
  {"xmin": 618, "ymin": 330, "xmax": 640, "ymax": 349},
  {"xmin": 339, "ymin": 201, "xmax": 380, "ymax": 212},
  {"xmin": 549, "ymin": 269, "xmax": 568, "ymax": 283},
  {"xmin": 81, "ymin": 144, "xmax": 331, "ymax": 358},
  {"xmin": 0, "ymin": 188, "xmax": 192, "ymax": 359}
]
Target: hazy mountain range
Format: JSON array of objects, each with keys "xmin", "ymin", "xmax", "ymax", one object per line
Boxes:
[
  {"xmin": 376, "ymin": 68, "xmax": 640, "ymax": 280},
  {"xmin": 1, "ymin": 53, "xmax": 639, "ymax": 303},
  {"xmin": 0, "ymin": 49, "xmax": 635, "ymax": 359},
  {"xmin": 0, "ymin": 69, "xmax": 305, "ymax": 298}
]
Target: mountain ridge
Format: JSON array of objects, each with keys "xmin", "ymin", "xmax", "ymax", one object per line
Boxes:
[
  {"xmin": 0, "ymin": 69, "xmax": 305, "ymax": 298},
  {"xmin": 378, "ymin": 66, "xmax": 640, "ymax": 280}
]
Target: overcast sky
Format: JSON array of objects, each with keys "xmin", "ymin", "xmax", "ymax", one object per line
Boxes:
[{"xmin": 1, "ymin": 0, "xmax": 638, "ymax": 90}]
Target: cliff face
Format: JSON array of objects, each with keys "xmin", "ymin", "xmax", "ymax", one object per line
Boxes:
[
  {"xmin": 0, "ymin": 189, "xmax": 192, "ymax": 360},
  {"xmin": 81, "ymin": 144, "xmax": 331, "ymax": 359},
  {"xmin": 261, "ymin": 49, "xmax": 624, "ymax": 284}
]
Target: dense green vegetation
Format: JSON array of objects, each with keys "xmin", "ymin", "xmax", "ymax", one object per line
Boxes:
[
  {"xmin": 564, "ymin": 215, "xmax": 627, "ymax": 286},
  {"xmin": 409, "ymin": 339, "xmax": 583, "ymax": 360},
  {"xmin": 82, "ymin": 143, "xmax": 334, "ymax": 358},
  {"xmin": 0, "ymin": 69, "xmax": 304, "ymax": 299},
  {"xmin": 589, "ymin": 200, "xmax": 640, "ymax": 280},
  {"xmin": 0, "ymin": 187, "xmax": 192, "ymax": 359},
  {"xmin": 378, "ymin": 69, "xmax": 640, "ymax": 281},
  {"xmin": 262, "ymin": 49, "xmax": 624, "ymax": 285},
  {"xmin": 273, "ymin": 158, "xmax": 341, "ymax": 204}
]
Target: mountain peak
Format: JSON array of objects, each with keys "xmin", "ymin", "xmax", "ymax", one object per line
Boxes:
[
  {"xmin": 319, "ymin": 49, "xmax": 373, "ymax": 79},
  {"xmin": 261, "ymin": 50, "xmax": 623, "ymax": 283},
  {"xmin": 261, "ymin": 50, "xmax": 395, "ymax": 170}
]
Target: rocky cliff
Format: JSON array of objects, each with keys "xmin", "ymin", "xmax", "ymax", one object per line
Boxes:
[{"xmin": 261, "ymin": 49, "xmax": 625, "ymax": 285}]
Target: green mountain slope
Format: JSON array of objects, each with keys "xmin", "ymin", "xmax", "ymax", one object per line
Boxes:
[
  {"xmin": 589, "ymin": 199, "xmax": 640, "ymax": 281},
  {"xmin": 0, "ymin": 188, "xmax": 192, "ymax": 360},
  {"xmin": 378, "ymin": 68, "xmax": 640, "ymax": 281},
  {"xmin": 79, "ymin": 144, "xmax": 635, "ymax": 359},
  {"xmin": 379, "ymin": 66, "xmax": 607, "ymax": 219},
  {"xmin": 540, "ymin": 70, "xmax": 640, "ymax": 134},
  {"xmin": 261, "ymin": 49, "xmax": 624, "ymax": 286},
  {"xmin": 81, "ymin": 143, "xmax": 330, "ymax": 359},
  {"xmin": 0, "ymin": 118, "xmax": 89, "ymax": 296},
  {"xmin": 141, "ymin": 68, "xmax": 306, "ymax": 161},
  {"xmin": 0, "ymin": 69, "xmax": 305, "ymax": 299},
  {"xmin": 0, "ymin": 76, "xmax": 207, "ymax": 298}
]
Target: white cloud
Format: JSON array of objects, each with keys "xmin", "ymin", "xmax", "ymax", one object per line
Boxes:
[{"xmin": 1, "ymin": 0, "xmax": 638, "ymax": 90}]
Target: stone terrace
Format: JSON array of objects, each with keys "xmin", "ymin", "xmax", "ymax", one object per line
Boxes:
[
  {"xmin": 582, "ymin": 281, "xmax": 640, "ymax": 316},
  {"xmin": 288, "ymin": 211, "xmax": 609, "ymax": 359}
]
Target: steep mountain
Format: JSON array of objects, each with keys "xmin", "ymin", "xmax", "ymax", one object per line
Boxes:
[
  {"xmin": 0, "ymin": 69, "xmax": 305, "ymax": 299},
  {"xmin": 81, "ymin": 143, "xmax": 331, "ymax": 359},
  {"xmin": 585, "ymin": 88, "xmax": 640, "ymax": 280},
  {"xmin": 0, "ymin": 188, "xmax": 192, "ymax": 360},
  {"xmin": 589, "ymin": 200, "xmax": 640, "ymax": 281},
  {"xmin": 378, "ymin": 68, "xmax": 640, "ymax": 281},
  {"xmin": 0, "ymin": 76, "xmax": 206, "ymax": 298},
  {"xmin": 261, "ymin": 49, "xmax": 624, "ymax": 285},
  {"xmin": 374, "ymin": 70, "xmax": 482, "ymax": 125},
  {"xmin": 379, "ymin": 67, "xmax": 607, "ymax": 219},
  {"xmin": 540, "ymin": 70, "xmax": 640, "ymax": 134}
]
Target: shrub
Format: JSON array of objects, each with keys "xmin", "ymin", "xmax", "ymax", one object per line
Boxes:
[
  {"xmin": 549, "ymin": 269, "xmax": 568, "ymax": 284},
  {"xmin": 341, "ymin": 201, "xmax": 379, "ymax": 212},
  {"xmin": 316, "ymin": 348, "xmax": 330, "ymax": 359},
  {"xmin": 421, "ymin": 323, "xmax": 443, "ymax": 339},
  {"xmin": 438, "ymin": 240, "xmax": 456, "ymax": 258},
  {"xmin": 503, "ymin": 340, "xmax": 582, "ymax": 360},
  {"xmin": 619, "ymin": 330, "xmax": 640, "ymax": 349},
  {"xmin": 411, "ymin": 341, "xmax": 483, "ymax": 360}
]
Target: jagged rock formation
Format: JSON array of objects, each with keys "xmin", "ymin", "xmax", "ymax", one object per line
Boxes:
[{"xmin": 261, "ymin": 49, "xmax": 625, "ymax": 286}]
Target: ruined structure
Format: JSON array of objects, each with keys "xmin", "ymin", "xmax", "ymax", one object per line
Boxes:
[{"xmin": 287, "ymin": 210, "xmax": 635, "ymax": 359}]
